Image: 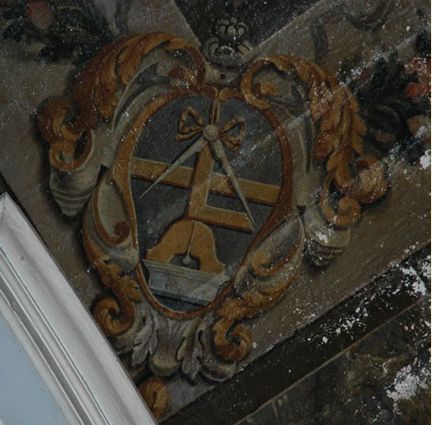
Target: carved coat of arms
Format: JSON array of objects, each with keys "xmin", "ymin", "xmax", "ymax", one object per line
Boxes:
[{"xmin": 37, "ymin": 31, "xmax": 387, "ymax": 416}]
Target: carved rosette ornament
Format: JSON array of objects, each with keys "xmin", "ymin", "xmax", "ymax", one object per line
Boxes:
[{"xmin": 37, "ymin": 32, "xmax": 387, "ymax": 417}]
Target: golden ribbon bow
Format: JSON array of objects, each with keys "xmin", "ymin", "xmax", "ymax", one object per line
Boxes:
[
  {"xmin": 139, "ymin": 99, "xmax": 254, "ymax": 223},
  {"xmin": 176, "ymin": 105, "xmax": 245, "ymax": 153}
]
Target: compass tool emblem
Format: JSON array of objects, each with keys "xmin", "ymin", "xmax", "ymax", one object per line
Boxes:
[
  {"xmin": 37, "ymin": 32, "xmax": 387, "ymax": 416},
  {"xmin": 130, "ymin": 97, "xmax": 281, "ymax": 307}
]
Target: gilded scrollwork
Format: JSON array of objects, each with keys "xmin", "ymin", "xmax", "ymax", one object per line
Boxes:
[
  {"xmin": 37, "ymin": 31, "xmax": 388, "ymax": 417},
  {"xmin": 241, "ymin": 56, "xmax": 387, "ymax": 228}
]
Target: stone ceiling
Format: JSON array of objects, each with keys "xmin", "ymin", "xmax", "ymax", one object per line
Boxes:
[{"xmin": 0, "ymin": 0, "xmax": 430, "ymax": 423}]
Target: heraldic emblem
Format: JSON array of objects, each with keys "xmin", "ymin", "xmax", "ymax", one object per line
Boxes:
[{"xmin": 37, "ymin": 32, "xmax": 387, "ymax": 416}]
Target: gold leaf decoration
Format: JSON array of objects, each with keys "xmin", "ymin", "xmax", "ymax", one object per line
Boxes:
[
  {"xmin": 139, "ymin": 377, "xmax": 169, "ymax": 419},
  {"xmin": 38, "ymin": 33, "xmax": 205, "ymax": 173},
  {"xmin": 241, "ymin": 56, "xmax": 388, "ymax": 228}
]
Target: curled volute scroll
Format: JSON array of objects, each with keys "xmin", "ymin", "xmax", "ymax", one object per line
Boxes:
[
  {"xmin": 38, "ymin": 33, "xmax": 207, "ymax": 337},
  {"xmin": 241, "ymin": 57, "xmax": 387, "ymax": 265},
  {"xmin": 37, "ymin": 32, "xmax": 387, "ymax": 417}
]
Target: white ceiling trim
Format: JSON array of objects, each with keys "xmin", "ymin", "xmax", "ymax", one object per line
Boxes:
[{"xmin": 0, "ymin": 193, "xmax": 156, "ymax": 425}]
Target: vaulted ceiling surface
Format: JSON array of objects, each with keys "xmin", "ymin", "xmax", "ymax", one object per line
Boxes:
[{"xmin": 0, "ymin": 0, "xmax": 430, "ymax": 423}]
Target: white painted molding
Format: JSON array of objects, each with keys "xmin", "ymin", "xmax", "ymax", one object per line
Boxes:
[{"xmin": 0, "ymin": 193, "xmax": 156, "ymax": 425}]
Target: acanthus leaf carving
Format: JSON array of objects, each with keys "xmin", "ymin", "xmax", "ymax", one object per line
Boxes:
[
  {"xmin": 37, "ymin": 31, "xmax": 388, "ymax": 418},
  {"xmin": 241, "ymin": 56, "xmax": 387, "ymax": 229}
]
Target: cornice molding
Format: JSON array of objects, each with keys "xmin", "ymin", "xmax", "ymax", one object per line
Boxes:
[{"xmin": 0, "ymin": 192, "xmax": 156, "ymax": 425}]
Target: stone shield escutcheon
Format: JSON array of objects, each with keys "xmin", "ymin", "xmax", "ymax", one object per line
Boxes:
[{"xmin": 37, "ymin": 32, "xmax": 387, "ymax": 414}]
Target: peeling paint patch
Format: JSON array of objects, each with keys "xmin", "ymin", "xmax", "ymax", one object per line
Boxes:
[
  {"xmin": 386, "ymin": 363, "xmax": 430, "ymax": 415},
  {"xmin": 419, "ymin": 150, "xmax": 431, "ymax": 169}
]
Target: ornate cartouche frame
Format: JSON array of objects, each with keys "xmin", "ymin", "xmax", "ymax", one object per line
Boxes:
[{"xmin": 37, "ymin": 32, "xmax": 387, "ymax": 416}]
